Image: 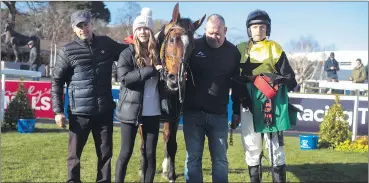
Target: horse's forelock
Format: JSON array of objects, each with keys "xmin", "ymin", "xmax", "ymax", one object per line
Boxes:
[
  {"xmin": 178, "ymin": 18, "xmax": 194, "ymax": 32},
  {"xmin": 161, "ymin": 17, "xmax": 196, "ymax": 72}
]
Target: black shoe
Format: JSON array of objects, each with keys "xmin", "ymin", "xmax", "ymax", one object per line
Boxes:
[{"xmin": 272, "ymin": 164, "xmax": 286, "ymax": 183}]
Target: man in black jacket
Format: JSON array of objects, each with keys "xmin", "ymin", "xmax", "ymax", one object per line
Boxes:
[
  {"xmin": 324, "ymin": 52, "xmax": 340, "ymax": 82},
  {"xmin": 183, "ymin": 14, "xmax": 240, "ymax": 183},
  {"xmin": 51, "ymin": 10, "xmax": 127, "ymax": 183}
]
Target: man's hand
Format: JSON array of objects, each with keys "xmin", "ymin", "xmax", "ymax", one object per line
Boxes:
[
  {"xmin": 349, "ymin": 77, "xmax": 353, "ymax": 81},
  {"xmin": 231, "ymin": 114, "xmax": 240, "ymax": 129},
  {"xmin": 330, "ymin": 66, "xmax": 335, "ymax": 70},
  {"xmin": 55, "ymin": 113, "xmax": 68, "ymax": 129}
]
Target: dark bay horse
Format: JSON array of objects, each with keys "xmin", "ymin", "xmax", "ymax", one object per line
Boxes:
[{"xmin": 137, "ymin": 3, "xmax": 205, "ymax": 182}]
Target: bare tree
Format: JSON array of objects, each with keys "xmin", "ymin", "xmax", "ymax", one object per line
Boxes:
[
  {"xmin": 287, "ymin": 36, "xmax": 321, "ymax": 53},
  {"xmin": 25, "ymin": 2, "xmax": 76, "ymax": 43},
  {"xmin": 2, "ymin": 1, "xmax": 16, "ymax": 27},
  {"xmin": 115, "ymin": 2, "xmax": 141, "ymax": 36},
  {"xmin": 287, "ymin": 36, "xmax": 335, "ymax": 81},
  {"xmin": 153, "ymin": 19, "xmax": 168, "ymax": 33}
]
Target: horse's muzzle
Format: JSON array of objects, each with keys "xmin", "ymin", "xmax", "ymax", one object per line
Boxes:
[
  {"xmin": 167, "ymin": 80, "xmax": 179, "ymax": 91},
  {"xmin": 166, "ymin": 73, "xmax": 179, "ymax": 91}
]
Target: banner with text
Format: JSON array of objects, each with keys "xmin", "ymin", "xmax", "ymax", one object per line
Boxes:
[{"xmin": 4, "ymin": 80, "xmax": 54, "ymax": 118}]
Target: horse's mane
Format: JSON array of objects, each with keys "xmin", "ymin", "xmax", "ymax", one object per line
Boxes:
[{"xmin": 157, "ymin": 25, "xmax": 166, "ymax": 46}]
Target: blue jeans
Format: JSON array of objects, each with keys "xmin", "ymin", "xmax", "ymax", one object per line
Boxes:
[{"xmin": 183, "ymin": 110, "xmax": 229, "ymax": 183}]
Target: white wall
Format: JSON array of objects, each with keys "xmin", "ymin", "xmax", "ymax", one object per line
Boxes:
[{"xmin": 287, "ymin": 51, "xmax": 368, "ymax": 70}]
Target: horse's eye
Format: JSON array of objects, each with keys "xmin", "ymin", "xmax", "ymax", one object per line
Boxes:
[{"xmin": 170, "ymin": 38, "xmax": 174, "ymax": 43}]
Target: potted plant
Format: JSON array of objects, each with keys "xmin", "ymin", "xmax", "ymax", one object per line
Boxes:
[{"xmin": 3, "ymin": 79, "xmax": 36, "ymax": 133}]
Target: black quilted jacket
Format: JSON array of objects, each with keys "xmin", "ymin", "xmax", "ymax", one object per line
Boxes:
[
  {"xmin": 51, "ymin": 34, "xmax": 127, "ymax": 116},
  {"xmin": 114, "ymin": 44, "xmax": 160, "ymax": 124}
]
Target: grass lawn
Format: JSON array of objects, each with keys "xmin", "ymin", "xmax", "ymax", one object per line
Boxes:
[{"xmin": 1, "ymin": 123, "xmax": 368, "ymax": 182}]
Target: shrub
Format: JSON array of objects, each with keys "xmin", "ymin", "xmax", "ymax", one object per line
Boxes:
[
  {"xmin": 2, "ymin": 80, "xmax": 35, "ymax": 130},
  {"xmin": 335, "ymin": 136, "xmax": 368, "ymax": 153},
  {"xmin": 318, "ymin": 95, "xmax": 352, "ymax": 149}
]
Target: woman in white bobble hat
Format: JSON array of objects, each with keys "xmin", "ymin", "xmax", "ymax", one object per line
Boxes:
[{"xmin": 114, "ymin": 7, "xmax": 163, "ymax": 183}]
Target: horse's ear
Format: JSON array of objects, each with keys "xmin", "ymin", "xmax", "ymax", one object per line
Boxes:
[
  {"xmin": 192, "ymin": 14, "xmax": 206, "ymax": 31},
  {"xmin": 171, "ymin": 3, "xmax": 180, "ymax": 24}
]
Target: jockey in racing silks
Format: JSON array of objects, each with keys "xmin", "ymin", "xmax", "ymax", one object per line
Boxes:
[{"xmin": 230, "ymin": 9, "xmax": 297, "ymax": 183}]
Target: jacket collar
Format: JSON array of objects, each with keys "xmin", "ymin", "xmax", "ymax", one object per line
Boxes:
[
  {"xmin": 75, "ymin": 33, "xmax": 95, "ymax": 47},
  {"xmin": 354, "ymin": 63, "xmax": 363, "ymax": 70}
]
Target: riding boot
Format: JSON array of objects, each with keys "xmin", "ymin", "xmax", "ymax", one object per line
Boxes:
[
  {"xmin": 272, "ymin": 164, "xmax": 286, "ymax": 183},
  {"xmin": 248, "ymin": 165, "xmax": 262, "ymax": 183}
]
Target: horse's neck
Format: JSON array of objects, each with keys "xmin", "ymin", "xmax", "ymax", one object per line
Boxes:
[{"xmin": 12, "ymin": 30, "xmax": 26, "ymax": 38}]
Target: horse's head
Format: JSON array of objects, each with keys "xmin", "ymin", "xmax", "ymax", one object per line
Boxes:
[
  {"xmin": 4, "ymin": 22, "xmax": 13, "ymax": 32},
  {"xmin": 2, "ymin": 22, "xmax": 13, "ymax": 44},
  {"xmin": 158, "ymin": 3, "xmax": 206, "ymax": 92}
]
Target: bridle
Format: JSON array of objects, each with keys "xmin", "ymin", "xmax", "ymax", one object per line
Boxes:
[{"xmin": 159, "ymin": 23, "xmax": 195, "ymax": 103}]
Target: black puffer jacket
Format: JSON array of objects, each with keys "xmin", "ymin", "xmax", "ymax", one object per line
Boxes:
[
  {"xmin": 51, "ymin": 34, "xmax": 127, "ymax": 116},
  {"xmin": 114, "ymin": 45, "xmax": 159, "ymax": 124}
]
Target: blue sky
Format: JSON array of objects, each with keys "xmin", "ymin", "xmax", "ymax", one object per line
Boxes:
[{"xmin": 105, "ymin": 1, "xmax": 368, "ymax": 52}]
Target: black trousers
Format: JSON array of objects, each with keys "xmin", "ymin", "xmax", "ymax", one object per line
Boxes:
[
  {"xmin": 67, "ymin": 111, "xmax": 113, "ymax": 183},
  {"xmin": 115, "ymin": 116, "xmax": 160, "ymax": 183}
]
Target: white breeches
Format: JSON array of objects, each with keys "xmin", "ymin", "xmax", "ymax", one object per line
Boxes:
[{"xmin": 240, "ymin": 106, "xmax": 286, "ymax": 167}]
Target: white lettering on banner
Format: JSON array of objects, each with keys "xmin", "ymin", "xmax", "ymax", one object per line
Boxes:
[
  {"xmin": 343, "ymin": 111, "xmax": 353, "ymax": 126},
  {"xmin": 325, "ymin": 105, "xmax": 329, "ymax": 115},
  {"xmin": 293, "ymin": 104, "xmax": 368, "ymax": 126},
  {"xmin": 295, "ymin": 105, "xmax": 303, "ymax": 120},
  {"xmin": 32, "ymin": 97, "xmax": 39, "ymax": 110},
  {"xmin": 5, "ymin": 85, "xmax": 52, "ymax": 111},
  {"xmin": 359, "ymin": 108, "xmax": 368, "ymax": 124},
  {"xmin": 314, "ymin": 110, "xmax": 325, "ymax": 122},
  {"xmin": 302, "ymin": 109, "xmax": 314, "ymax": 121},
  {"xmin": 28, "ymin": 85, "xmax": 51, "ymax": 104},
  {"xmin": 4, "ymin": 96, "xmax": 16, "ymax": 109},
  {"xmin": 31, "ymin": 96, "xmax": 51, "ymax": 110},
  {"xmin": 41, "ymin": 97, "xmax": 51, "ymax": 110}
]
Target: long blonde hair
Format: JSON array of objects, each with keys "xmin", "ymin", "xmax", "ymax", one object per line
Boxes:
[{"xmin": 133, "ymin": 30, "xmax": 159, "ymax": 68}]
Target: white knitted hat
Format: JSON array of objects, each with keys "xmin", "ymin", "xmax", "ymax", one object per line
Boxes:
[{"xmin": 132, "ymin": 7, "xmax": 154, "ymax": 33}]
